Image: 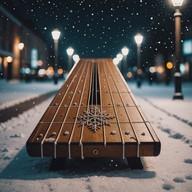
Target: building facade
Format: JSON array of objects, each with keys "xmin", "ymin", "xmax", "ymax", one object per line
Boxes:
[
  {"xmin": 183, "ymin": 25, "xmax": 192, "ymax": 82},
  {"xmin": 0, "ymin": 5, "xmax": 48, "ymax": 80}
]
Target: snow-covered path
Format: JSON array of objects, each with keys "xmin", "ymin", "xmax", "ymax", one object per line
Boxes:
[{"xmin": 0, "ymin": 82, "xmax": 192, "ymax": 192}]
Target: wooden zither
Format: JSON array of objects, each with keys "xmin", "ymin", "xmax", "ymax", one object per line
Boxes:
[{"xmin": 26, "ymin": 58, "xmax": 161, "ymax": 159}]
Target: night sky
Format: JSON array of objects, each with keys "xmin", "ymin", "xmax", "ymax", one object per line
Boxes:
[{"xmin": 1, "ymin": 0, "xmax": 192, "ymax": 68}]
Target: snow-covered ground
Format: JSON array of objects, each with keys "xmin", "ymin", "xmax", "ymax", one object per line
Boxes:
[
  {"xmin": 0, "ymin": 81, "xmax": 192, "ymax": 192},
  {"xmin": 0, "ymin": 80, "xmax": 62, "ymax": 110}
]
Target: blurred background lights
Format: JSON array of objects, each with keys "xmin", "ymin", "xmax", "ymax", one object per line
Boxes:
[
  {"xmin": 6, "ymin": 56, "xmax": 13, "ymax": 63},
  {"xmin": 149, "ymin": 66, "xmax": 156, "ymax": 73},
  {"xmin": 180, "ymin": 63, "xmax": 186, "ymax": 75},
  {"xmin": 127, "ymin": 72, "xmax": 133, "ymax": 78},
  {"xmin": 121, "ymin": 47, "xmax": 129, "ymax": 56},
  {"xmin": 137, "ymin": 69, "xmax": 143, "ymax": 75},
  {"xmin": 38, "ymin": 69, "xmax": 46, "ymax": 77},
  {"xmin": 72, "ymin": 54, "xmax": 80, "ymax": 62},
  {"xmin": 51, "ymin": 29, "xmax": 61, "ymax": 41},
  {"xmin": 18, "ymin": 42, "xmax": 24, "ymax": 50},
  {"xmin": 183, "ymin": 40, "xmax": 192, "ymax": 55},
  {"xmin": 66, "ymin": 47, "xmax": 74, "ymax": 56},
  {"xmin": 38, "ymin": 60, "xmax": 43, "ymax": 66},
  {"xmin": 25, "ymin": 68, "xmax": 31, "ymax": 74},
  {"xmin": 157, "ymin": 66, "xmax": 164, "ymax": 74},
  {"xmin": 116, "ymin": 53, "xmax": 123, "ymax": 61},
  {"xmin": 46, "ymin": 66, "xmax": 54, "ymax": 76},
  {"xmin": 166, "ymin": 62, "xmax": 173, "ymax": 69},
  {"xmin": 57, "ymin": 68, "xmax": 64, "ymax": 75},
  {"xmin": 113, "ymin": 58, "xmax": 119, "ymax": 65}
]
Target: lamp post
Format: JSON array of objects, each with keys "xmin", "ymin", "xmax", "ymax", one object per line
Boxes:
[
  {"xmin": 172, "ymin": 0, "xmax": 184, "ymax": 99},
  {"xmin": 134, "ymin": 33, "xmax": 143, "ymax": 88},
  {"xmin": 18, "ymin": 42, "xmax": 24, "ymax": 80},
  {"xmin": 66, "ymin": 47, "xmax": 74, "ymax": 70},
  {"xmin": 51, "ymin": 29, "xmax": 61, "ymax": 84},
  {"xmin": 121, "ymin": 46, "xmax": 129, "ymax": 78}
]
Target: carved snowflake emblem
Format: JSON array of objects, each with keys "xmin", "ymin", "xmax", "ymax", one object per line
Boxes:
[{"xmin": 76, "ymin": 106, "xmax": 115, "ymax": 132}]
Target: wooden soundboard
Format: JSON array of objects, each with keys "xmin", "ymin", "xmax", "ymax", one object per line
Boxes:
[{"xmin": 26, "ymin": 58, "xmax": 161, "ymax": 159}]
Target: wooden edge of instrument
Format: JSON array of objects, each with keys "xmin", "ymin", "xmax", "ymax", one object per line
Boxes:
[
  {"xmin": 25, "ymin": 60, "xmax": 81, "ymax": 156},
  {"xmin": 26, "ymin": 140, "xmax": 161, "ymax": 158}
]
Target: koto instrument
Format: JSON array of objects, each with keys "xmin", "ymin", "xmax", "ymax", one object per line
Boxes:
[{"xmin": 26, "ymin": 59, "xmax": 161, "ymax": 159}]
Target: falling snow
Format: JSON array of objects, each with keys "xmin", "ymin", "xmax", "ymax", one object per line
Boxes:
[{"xmin": 2, "ymin": 0, "xmax": 192, "ymax": 61}]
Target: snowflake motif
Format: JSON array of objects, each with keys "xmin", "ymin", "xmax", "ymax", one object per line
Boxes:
[{"xmin": 76, "ymin": 106, "xmax": 115, "ymax": 132}]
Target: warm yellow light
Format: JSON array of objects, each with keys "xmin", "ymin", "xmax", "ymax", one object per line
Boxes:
[
  {"xmin": 46, "ymin": 66, "xmax": 54, "ymax": 76},
  {"xmin": 48, "ymin": 66, "xmax": 54, "ymax": 71},
  {"xmin": 157, "ymin": 66, "xmax": 164, "ymax": 74},
  {"xmin": 0, "ymin": 57, "xmax": 2, "ymax": 63},
  {"xmin": 38, "ymin": 60, "xmax": 43, "ymax": 66},
  {"xmin": 58, "ymin": 68, "xmax": 64, "ymax": 75},
  {"xmin": 127, "ymin": 72, "xmax": 133, "ymax": 78},
  {"xmin": 166, "ymin": 62, "xmax": 173, "ymax": 69},
  {"xmin": 18, "ymin": 42, "xmax": 24, "ymax": 50},
  {"xmin": 6, "ymin": 56, "xmax": 13, "ymax": 63},
  {"xmin": 38, "ymin": 69, "xmax": 46, "ymax": 77},
  {"xmin": 137, "ymin": 69, "xmax": 143, "ymax": 75}
]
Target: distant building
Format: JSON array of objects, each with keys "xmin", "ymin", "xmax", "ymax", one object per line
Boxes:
[
  {"xmin": 0, "ymin": 5, "xmax": 48, "ymax": 80},
  {"xmin": 183, "ymin": 25, "xmax": 192, "ymax": 82}
]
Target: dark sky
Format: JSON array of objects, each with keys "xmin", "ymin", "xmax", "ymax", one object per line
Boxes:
[{"xmin": 1, "ymin": 0, "xmax": 192, "ymax": 68}]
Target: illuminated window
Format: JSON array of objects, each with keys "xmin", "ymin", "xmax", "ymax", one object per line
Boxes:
[{"xmin": 183, "ymin": 40, "xmax": 192, "ymax": 55}]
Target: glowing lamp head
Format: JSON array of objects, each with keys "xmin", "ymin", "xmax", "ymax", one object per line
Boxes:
[
  {"xmin": 72, "ymin": 54, "xmax": 80, "ymax": 62},
  {"xmin": 6, "ymin": 56, "xmax": 13, "ymax": 63},
  {"xmin": 172, "ymin": 0, "xmax": 184, "ymax": 7},
  {"xmin": 51, "ymin": 29, "xmax": 61, "ymax": 41},
  {"xmin": 66, "ymin": 47, "xmax": 74, "ymax": 56},
  {"xmin": 18, "ymin": 42, "xmax": 24, "ymax": 50},
  {"xmin": 116, "ymin": 53, "xmax": 123, "ymax": 61},
  {"xmin": 113, "ymin": 58, "xmax": 119, "ymax": 65},
  {"xmin": 121, "ymin": 47, "xmax": 129, "ymax": 56},
  {"xmin": 134, "ymin": 33, "xmax": 143, "ymax": 45}
]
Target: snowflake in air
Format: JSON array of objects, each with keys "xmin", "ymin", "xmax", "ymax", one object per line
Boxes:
[{"xmin": 76, "ymin": 106, "xmax": 115, "ymax": 132}]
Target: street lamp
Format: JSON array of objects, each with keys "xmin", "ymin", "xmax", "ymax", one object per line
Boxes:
[
  {"xmin": 51, "ymin": 29, "xmax": 61, "ymax": 41},
  {"xmin": 18, "ymin": 42, "xmax": 24, "ymax": 79},
  {"xmin": 72, "ymin": 54, "xmax": 80, "ymax": 63},
  {"xmin": 18, "ymin": 42, "xmax": 24, "ymax": 51},
  {"xmin": 121, "ymin": 47, "xmax": 129, "ymax": 78},
  {"xmin": 113, "ymin": 58, "xmax": 120, "ymax": 65},
  {"xmin": 121, "ymin": 47, "xmax": 129, "ymax": 56},
  {"xmin": 6, "ymin": 56, "xmax": 13, "ymax": 63},
  {"xmin": 66, "ymin": 47, "xmax": 74, "ymax": 56},
  {"xmin": 134, "ymin": 33, "xmax": 143, "ymax": 88},
  {"xmin": 51, "ymin": 29, "xmax": 61, "ymax": 84},
  {"xmin": 116, "ymin": 53, "xmax": 123, "ymax": 62},
  {"xmin": 172, "ymin": 0, "xmax": 184, "ymax": 99},
  {"xmin": 66, "ymin": 47, "xmax": 74, "ymax": 70}
]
